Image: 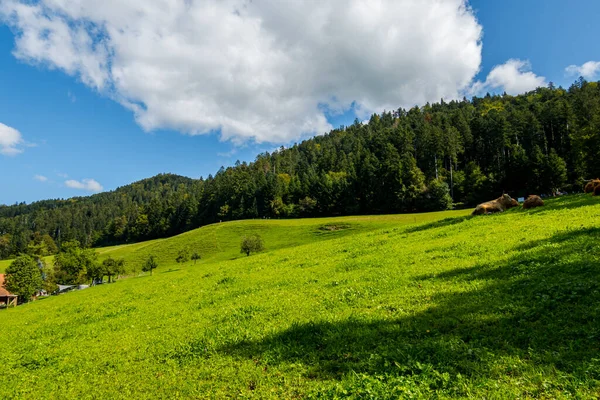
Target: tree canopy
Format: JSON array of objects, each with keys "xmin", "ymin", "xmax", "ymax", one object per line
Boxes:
[
  {"xmin": 241, "ymin": 234, "xmax": 264, "ymax": 257},
  {"xmin": 142, "ymin": 255, "xmax": 158, "ymax": 275},
  {"xmin": 175, "ymin": 249, "xmax": 190, "ymax": 264},
  {"xmin": 53, "ymin": 240, "xmax": 99, "ymax": 285},
  {"xmin": 4, "ymin": 255, "xmax": 43, "ymax": 302}
]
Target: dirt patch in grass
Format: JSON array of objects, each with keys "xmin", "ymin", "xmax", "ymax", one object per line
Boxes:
[{"xmin": 318, "ymin": 224, "xmax": 351, "ymax": 232}]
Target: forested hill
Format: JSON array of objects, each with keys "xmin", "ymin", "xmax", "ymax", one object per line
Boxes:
[
  {"xmin": 0, "ymin": 174, "xmax": 198, "ymax": 256},
  {"xmin": 1, "ymin": 78, "xmax": 599, "ymax": 258}
]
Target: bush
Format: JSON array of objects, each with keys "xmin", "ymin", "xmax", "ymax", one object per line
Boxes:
[{"xmin": 240, "ymin": 234, "xmax": 264, "ymax": 256}]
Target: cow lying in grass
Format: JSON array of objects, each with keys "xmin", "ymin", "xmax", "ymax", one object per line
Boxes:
[
  {"xmin": 472, "ymin": 194, "xmax": 519, "ymax": 215},
  {"xmin": 523, "ymin": 195, "xmax": 544, "ymax": 209},
  {"xmin": 585, "ymin": 179, "xmax": 600, "ymax": 194}
]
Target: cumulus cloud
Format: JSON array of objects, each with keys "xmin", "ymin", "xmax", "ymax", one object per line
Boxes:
[
  {"xmin": 0, "ymin": 122, "xmax": 24, "ymax": 155},
  {"xmin": 565, "ymin": 61, "xmax": 600, "ymax": 79},
  {"xmin": 0, "ymin": 0, "xmax": 483, "ymax": 143},
  {"xmin": 65, "ymin": 178, "xmax": 103, "ymax": 192},
  {"xmin": 471, "ymin": 59, "xmax": 546, "ymax": 96},
  {"xmin": 34, "ymin": 174, "xmax": 48, "ymax": 182}
]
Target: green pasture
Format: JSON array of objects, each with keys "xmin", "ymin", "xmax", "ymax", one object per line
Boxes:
[
  {"xmin": 0, "ymin": 210, "xmax": 468, "ymax": 275},
  {"xmin": 1, "ymin": 195, "xmax": 599, "ymax": 398},
  {"xmin": 94, "ymin": 209, "xmax": 470, "ymax": 272}
]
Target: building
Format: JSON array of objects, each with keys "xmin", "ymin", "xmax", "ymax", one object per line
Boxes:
[{"xmin": 0, "ymin": 274, "xmax": 18, "ymax": 307}]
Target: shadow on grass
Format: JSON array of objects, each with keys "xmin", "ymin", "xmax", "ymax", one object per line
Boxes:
[
  {"xmin": 161, "ymin": 268, "xmax": 181, "ymax": 274},
  {"xmin": 193, "ymin": 226, "xmax": 600, "ymax": 393},
  {"xmin": 403, "ymin": 215, "xmax": 473, "ymax": 234}
]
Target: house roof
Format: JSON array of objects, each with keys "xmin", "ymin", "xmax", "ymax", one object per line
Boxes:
[{"xmin": 0, "ymin": 274, "xmax": 17, "ymax": 298}]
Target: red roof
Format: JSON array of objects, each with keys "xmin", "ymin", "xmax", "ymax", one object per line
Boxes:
[{"xmin": 0, "ymin": 274, "xmax": 17, "ymax": 297}]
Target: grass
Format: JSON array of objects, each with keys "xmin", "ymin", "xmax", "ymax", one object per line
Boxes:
[
  {"xmin": 0, "ymin": 258, "xmax": 10, "ymax": 273},
  {"xmin": 1, "ymin": 195, "xmax": 599, "ymax": 398},
  {"xmin": 94, "ymin": 210, "xmax": 471, "ymax": 272},
  {"xmin": 0, "ymin": 255, "xmax": 52, "ymax": 274},
  {"xmin": 0, "ymin": 211, "xmax": 468, "ymax": 274}
]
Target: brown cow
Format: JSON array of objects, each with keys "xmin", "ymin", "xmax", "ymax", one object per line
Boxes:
[
  {"xmin": 584, "ymin": 179, "xmax": 600, "ymax": 193},
  {"xmin": 472, "ymin": 194, "xmax": 519, "ymax": 215},
  {"xmin": 523, "ymin": 195, "xmax": 544, "ymax": 209}
]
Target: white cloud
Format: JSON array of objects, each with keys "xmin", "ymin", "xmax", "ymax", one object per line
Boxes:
[
  {"xmin": 65, "ymin": 178, "xmax": 103, "ymax": 192},
  {"xmin": 57, "ymin": 172, "xmax": 69, "ymax": 178},
  {"xmin": 470, "ymin": 59, "xmax": 546, "ymax": 96},
  {"xmin": 0, "ymin": 0, "xmax": 483, "ymax": 144},
  {"xmin": 34, "ymin": 174, "xmax": 48, "ymax": 182},
  {"xmin": 565, "ymin": 61, "xmax": 600, "ymax": 79},
  {"xmin": 217, "ymin": 148, "xmax": 238, "ymax": 158},
  {"xmin": 0, "ymin": 122, "xmax": 24, "ymax": 155}
]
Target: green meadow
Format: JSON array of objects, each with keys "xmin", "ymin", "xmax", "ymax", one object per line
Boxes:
[
  {"xmin": 95, "ymin": 210, "xmax": 470, "ymax": 270},
  {"xmin": 1, "ymin": 195, "xmax": 600, "ymax": 398},
  {"xmin": 0, "ymin": 211, "xmax": 468, "ymax": 275}
]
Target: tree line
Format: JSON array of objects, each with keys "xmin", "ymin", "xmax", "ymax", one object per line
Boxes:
[{"xmin": 1, "ymin": 78, "xmax": 599, "ymax": 258}]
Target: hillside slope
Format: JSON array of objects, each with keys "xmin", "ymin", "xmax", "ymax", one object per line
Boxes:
[
  {"xmin": 1, "ymin": 195, "xmax": 599, "ymax": 398},
  {"xmin": 95, "ymin": 210, "xmax": 470, "ymax": 271},
  {"xmin": 0, "ymin": 209, "xmax": 469, "ymax": 274}
]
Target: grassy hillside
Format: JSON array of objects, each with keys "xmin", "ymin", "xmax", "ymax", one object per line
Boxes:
[
  {"xmin": 1, "ymin": 195, "xmax": 599, "ymax": 398},
  {"xmin": 0, "ymin": 210, "xmax": 468, "ymax": 274},
  {"xmin": 96, "ymin": 210, "xmax": 470, "ymax": 271}
]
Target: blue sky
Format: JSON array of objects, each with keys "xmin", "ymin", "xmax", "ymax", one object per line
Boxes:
[{"xmin": 0, "ymin": 0, "xmax": 599, "ymax": 205}]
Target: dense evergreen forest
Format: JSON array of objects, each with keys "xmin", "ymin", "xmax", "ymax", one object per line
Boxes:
[{"xmin": 1, "ymin": 78, "xmax": 599, "ymax": 259}]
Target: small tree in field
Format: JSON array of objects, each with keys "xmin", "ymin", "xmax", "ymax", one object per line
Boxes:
[
  {"xmin": 240, "ymin": 234, "xmax": 264, "ymax": 256},
  {"xmin": 191, "ymin": 252, "xmax": 201, "ymax": 264},
  {"xmin": 102, "ymin": 257, "xmax": 126, "ymax": 283},
  {"xmin": 142, "ymin": 255, "xmax": 158, "ymax": 276},
  {"xmin": 4, "ymin": 255, "xmax": 43, "ymax": 303},
  {"xmin": 175, "ymin": 249, "xmax": 190, "ymax": 264}
]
